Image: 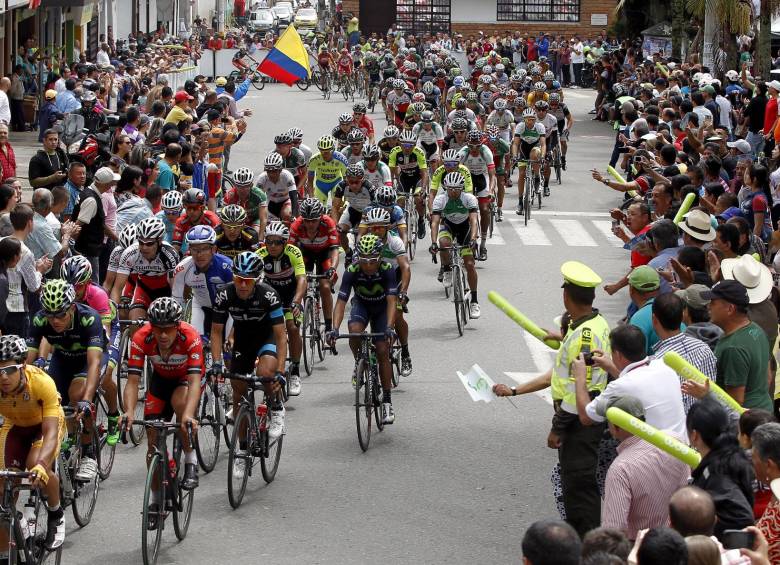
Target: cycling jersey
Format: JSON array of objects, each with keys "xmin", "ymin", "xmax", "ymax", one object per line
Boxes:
[
  {"xmin": 333, "ymin": 180, "xmax": 376, "ymax": 213},
  {"xmin": 155, "ymin": 210, "xmax": 179, "ymax": 243},
  {"xmin": 430, "ymin": 164, "xmax": 474, "ymax": 193},
  {"xmin": 282, "ymin": 147, "xmax": 307, "ymax": 179},
  {"xmin": 478, "ymin": 87, "xmax": 497, "ymax": 107},
  {"xmin": 378, "ymin": 139, "xmax": 398, "ymax": 164},
  {"xmin": 513, "ymin": 122, "xmax": 546, "ymax": 145},
  {"xmin": 256, "ymin": 243, "xmax": 306, "ymax": 303},
  {"xmin": 212, "ymin": 282, "xmax": 284, "ymax": 330},
  {"xmin": 117, "ymin": 241, "xmax": 179, "ymax": 284},
  {"xmin": 128, "ymin": 321, "xmax": 203, "ymax": 380},
  {"xmin": 223, "ymin": 187, "xmax": 267, "ymax": 229},
  {"xmin": 379, "ymin": 232, "xmax": 406, "ymax": 269},
  {"xmin": 354, "ymin": 115, "xmax": 375, "ymax": 140},
  {"xmin": 0, "ymin": 365, "xmax": 63, "ymax": 428},
  {"xmin": 172, "ymin": 253, "xmax": 233, "ymax": 309},
  {"xmin": 341, "ymin": 145, "xmax": 364, "ymax": 166},
  {"xmin": 550, "ymin": 103, "xmax": 571, "ymax": 132},
  {"xmin": 527, "ymin": 92, "xmax": 549, "ymax": 107},
  {"xmin": 215, "ymin": 225, "xmax": 260, "ymax": 259},
  {"xmin": 486, "ymin": 138, "xmax": 511, "ymax": 174},
  {"xmin": 442, "ymin": 135, "xmax": 467, "ymax": 153},
  {"xmin": 257, "ymin": 170, "xmax": 296, "ymax": 203},
  {"xmin": 28, "ymin": 303, "xmax": 106, "ymax": 359},
  {"xmin": 485, "ymin": 110, "xmax": 515, "ymax": 133},
  {"xmin": 308, "ymin": 151, "xmax": 349, "ymax": 201},
  {"xmin": 107, "ymin": 244, "xmax": 128, "ymax": 275},
  {"xmin": 361, "ymin": 161, "xmax": 392, "ymax": 189},
  {"xmin": 331, "ymin": 126, "xmax": 353, "ymax": 149},
  {"xmin": 82, "ymin": 282, "xmax": 114, "ymax": 325},
  {"xmin": 412, "ymin": 122, "xmax": 444, "ymax": 146},
  {"xmin": 432, "ymin": 191, "xmax": 479, "ymax": 225},
  {"xmin": 457, "ymin": 145, "xmax": 495, "ymax": 177},
  {"xmin": 173, "ymin": 210, "xmax": 222, "ymax": 248},
  {"xmin": 288, "ymin": 215, "xmax": 340, "ymax": 255},
  {"xmin": 338, "ymin": 261, "xmax": 398, "ymax": 305},
  {"xmin": 388, "ymin": 146, "xmax": 428, "ymax": 176},
  {"xmin": 539, "ymin": 113, "xmax": 559, "ymax": 138}
]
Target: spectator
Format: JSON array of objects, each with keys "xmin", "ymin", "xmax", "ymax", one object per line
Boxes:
[
  {"xmin": 702, "ymin": 280, "xmax": 773, "ymax": 411},
  {"xmin": 62, "ymin": 161, "xmax": 87, "ymax": 222},
  {"xmin": 739, "ymin": 163, "xmax": 773, "ymax": 242},
  {"xmin": 116, "ymin": 178, "xmax": 158, "ymax": 235},
  {"xmin": 156, "ymin": 143, "xmax": 181, "ymax": 192},
  {"xmin": 73, "ymin": 166, "xmax": 118, "ymax": 280},
  {"xmin": 713, "ymin": 223, "xmax": 740, "ymax": 259},
  {"xmin": 165, "ymin": 90, "xmax": 195, "ymax": 125},
  {"xmin": 684, "ymin": 535, "xmax": 720, "ymax": 565},
  {"xmin": 37, "ymin": 90, "xmax": 62, "ymax": 143},
  {"xmin": 28, "ymin": 129, "xmax": 68, "ymax": 190},
  {"xmin": 110, "ymin": 134, "xmax": 133, "ymax": 173},
  {"xmin": 688, "ymin": 397, "xmax": 755, "ymax": 537},
  {"xmin": 26, "ymin": 188, "xmax": 77, "ymax": 272},
  {"xmin": 521, "ymin": 519, "xmax": 581, "ymax": 565},
  {"xmin": 0, "ymin": 237, "xmax": 21, "ymax": 330},
  {"xmin": 54, "ymin": 78, "xmax": 81, "ymax": 114},
  {"xmin": 678, "ymin": 209, "xmax": 717, "ymax": 249},
  {"xmin": 47, "ymin": 185, "xmax": 69, "ymax": 239},
  {"xmin": 751, "ymin": 422, "xmax": 780, "ymax": 562},
  {"xmin": 603, "ymin": 202, "xmax": 653, "ymax": 296},
  {"xmin": 646, "ymin": 219, "xmax": 681, "ymax": 294},
  {"xmin": 581, "ymin": 528, "xmax": 632, "ymax": 563},
  {"xmin": 0, "ymin": 124, "xmax": 16, "ymax": 183},
  {"xmin": 571, "ymin": 37, "xmax": 584, "ymax": 87},
  {"xmin": 0, "ymin": 78, "xmax": 10, "ymax": 126},
  {"xmin": 627, "ymin": 266, "xmax": 664, "ymax": 354},
  {"xmin": 636, "ymin": 527, "xmax": 688, "ymax": 565}
]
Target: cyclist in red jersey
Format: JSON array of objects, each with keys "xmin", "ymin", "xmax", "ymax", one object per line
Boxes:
[
  {"xmin": 288, "ymin": 198, "xmax": 340, "ymax": 332},
  {"xmin": 173, "ymin": 188, "xmax": 221, "ymax": 253},
  {"xmin": 123, "ymin": 297, "xmax": 202, "ymax": 495}
]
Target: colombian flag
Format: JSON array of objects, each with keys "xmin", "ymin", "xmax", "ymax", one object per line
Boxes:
[{"xmin": 258, "ymin": 26, "xmax": 311, "ymax": 86}]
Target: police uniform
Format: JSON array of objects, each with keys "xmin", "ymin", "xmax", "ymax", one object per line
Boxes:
[{"xmin": 550, "ymin": 261, "xmax": 611, "ymax": 537}]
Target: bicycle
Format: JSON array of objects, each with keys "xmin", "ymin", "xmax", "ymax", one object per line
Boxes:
[
  {"xmin": 225, "ymin": 373, "xmax": 284, "ymax": 509},
  {"xmin": 0, "ymin": 470, "xmax": 61, "ymax": 564},
  {"xmin": 341, "ymin": 74, "xmax": 355, "ymax": 102},
  {"xmin": 549, "ymin": 137, "xmax": 563, "ymax": 186},
  {"xmin": 230, "ymin": 51, "xmax": 266, "ymax": 91},
  {"xmin": 336, "ymin": 333, "xmax": 386, "ymax": 452},
  {"xmin": 514, "ymin": 158, "xmax": 542, "ymax": 226},
  {"xmin": 116, "ymin": 317, "xmax": 149, "ymax": 446},
  {"xmin": 397, "ymin": 181, "xmax": 418, "ymax": 261},
  {"xmin": 302, "ymin": 273, "xmax": 328, "ymax": 376},
  {"xmin": 436, "ymin": 243, "xmax": 471, "ymax": 336},
  {"xmin": 319, "ymin": 70, "xmax": 332, "ymax": 99},
  {"xmin": 487, "ymin": 193, "xmax": 498, "ymax": 239},
  {"xmin": 59, "ymin": 406, "xmax": 100, "ymax": 528},
  {"xmin": 122, "ymin": 420, "xmax": 195, "ymax": 565},
  {"xmin": 367, "ymin": 82, "xmax": 379, "ymax": 112},
  {"xmin": 92, "ymin": 385, "xmax": 116, "ymax": 480}
]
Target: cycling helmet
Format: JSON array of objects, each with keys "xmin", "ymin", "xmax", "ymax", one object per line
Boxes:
[
  {"xmin": 534, "ymin": 81, "xmax": 546, "ymax": 92},
  {"xmin": 442, "ymin": 149, "xmax": 459, "ymax": 162},
  {"xmin": 479, "ymin": 75, "xmax": 493, "ymax": 85},
  {"xmin": 451, "ymin": 118, "xmax": 468, "ymax": 132},
  {"xmin": 233, "ymin": 167, "xmax": 255, "ymax": 185},
  {"xmin": 287, "ymin": 127, "xmax": 304, "ymax": 142},
  {"xmin": 41, "ymin": 279, "xmax": 76, "ymax": 315},
  {"xmin": 362, "ymin": 144, "xmax": 381, "ymax": 159},
  {"xmin": 399, "ymin": 130, "xmax": 416, "ymax": 144},
  {"xmin": 383, "ymin": 125, "xmax": 400, "ymax": 138},
  {"xmin": 442, "ymin": 171, "xmax": 465, "ymax": 189},
  {"xmin": 264, "ymin": 152, "xmax": 284, "ymax": 170},
  {"xmin": 299, "ymin": 197, "xmax": 325, "ymax": 220},
  {"xmin": 408, "ymin": 47, "xmax": 416, "ymax": 54},
  {"xmin": 493, "ymin": 98, "xmax": 507, "ymax": 110},
  {"xmin": 485, "ymin": 125, "xmax": 500, "ymax": 139},
  {"xmin": 549, "ymin": 93, "xmax": 561, "ymax": 103},
  {"xmin": 552, "ymin": 81, "xmax": 561, "ymax": 90},
  {"xmin": 498, "ymin": 84, "xmax": 508, "ymax": 95},
  {"xmin": 232, "ymin": 251, "xmax": 264, "ymax": 278},
  {"xmin": 517, "ymin": 69, "xmax": 528, "ymax": 79},
  {"xmin": 475, "ymin": 59, "xmax": 486, "ymax": 70},
  {"xmin": 449, "ymin": 67, "xmax": 462, "ymax": 78},
  {"xmin": 60, "ymin": 255, "xmax": 93, "ymax": 286},
  {"xmin": 436, "ymin": 69, "xmax": 446, "ymax": 77},
  {"xmin": 338, "ymin": 112, "xmax": 353, "ymax": 124},
  {"xmin": 0, "ymin": 335, "xmax": 27, "ymax": 363},
  {"xmin": 161, "ymin": 190, "xmax": 183, "ymax": 212},
  {"xmin": 411, "ymin": 101, "xmax": 425, "ymax": 114},
  {"xmin": 119, "ymin": 224, "xmax": 137, "ymax": 249},
  {"xmin": 374, "ymin": 185, "xmax": 397, "ymax": 207},
  {"xmin": 137, "ymin": 217, "xmax": 166, "ymax": 240},
  {"xmin": 352, "ymin": 102, "xmax": 367, "ymax": 113},
  {"xmin": 346, "ymin": 129, "xmax": 365, "ymax": 144},
  {"xmin": 483, "ymin": 66, "xmax": 493, "ymax": 75},
  {"xmin": 613, "ymin": 83, "xmax": 625, "ymax": 95},
  {"xmin": 454, "ymin": 110, "xmax": 469, "ymax": 121},
  {"xmin": 544, "ymin": 70, "xmax": 554, "ymax": 81},
  {"xmin": 534, "ymin": 100, "xmax": 549, "ymax": 111},
  {"xmin": 317, "ymin": 135, "xmax": 336, "ymax": 151},
  {"xmin": 420, "ymin": 110, "xmax": 434, "ymax": 123},
  {"xmin": 402, "ymin": 61, "xmax": 413, "ymax": 70},
  {"xmin": 363, "ymin": 207, "xmax": 391, "ymax": 225},
  {"xmin": 412, "ymin": 92, "xmax": 426, "ymax": 103},
  {"xmin": 183, "ymin": 188, "xmax": 206, "ymax": 206},
  {"xmin": 507, "ymin": 89, "xmax": 519, "ymax": 98},
  {"xmin": 384, "ymin": 77, "xmax": 395, "ymax": 87},
  {"xmin": 147, "ymin": 297, "xmax": 183, "ymax": 326},
  {"xmin": 453, "ymin": 76, "xmax": 465, "ymax": 88},
  {"xmin": 185, "ymin": 224, "xmax": 217, "ymax": 246},
  {"xmin": 467, "ymin": 130, "xmax": 482, "ymax": 144},
  {"xmin": 393, "ymin": 79, "xmax": 405, "ymax": 89},
  {"xmin": 218, "ymin": 204, "xmax": 247, "ymax": 225},
  {"xmin": 265, "ymin": 221, "xmax": 290, "ymax": 240},
  {"xmin": 495, "ymin": 64, "xmax": 505, "ymax": 73},
  {"xmin": 422, "ymin": 82, "xmax": 435, "ymax": 94},
  {"xmin": 355, "ymin": 234, "xmax": 383, "ymax": 256},
  {"xmin": 81, "ymin": 91, "xmax": 97, "ymax": 103},
  {"xmin": 725, "ymin": 69, "xmax": 739, "ymax": 81},
  {"xmin": 345, "ymin": 163, "xmax": 365, "ymax": 178},
  {"xmin": 466, "ymin": 91, "xmax": 478, "ymax": 102},
  {"xmin": 515, "ymin": 97, "xmax": 527, "ymax": 108},
  {"xmin": 522, "ymin": 108, "xmax": 537, "ymax": 119}
]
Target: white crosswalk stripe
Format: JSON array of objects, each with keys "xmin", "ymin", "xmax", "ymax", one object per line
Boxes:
[
  {"xmin": 590, "ymin": 220, "xmax": 626, "ymax": 248},
  {"xmin": 508, "ymin": 218, "xmax": 552, "ymax": 246},
  {"xmin": 486, "ymin": 223, "xmax": 506, "ymax": 245},
  {"xmin": 549, "ymin": 219, "xmax": 598, "ymax": 247}
]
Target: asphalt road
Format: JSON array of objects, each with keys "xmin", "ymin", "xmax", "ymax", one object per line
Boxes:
[{"xmin": 67, "ymin": 83, "xmax": 634, "ymax": 565}]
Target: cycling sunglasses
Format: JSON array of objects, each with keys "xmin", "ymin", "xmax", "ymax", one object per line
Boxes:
[
  {"xmin": 44, "ymin": 310, "xmax": 69, "ymax": 320},
  {"xmin": 401, "ymin": 143, "xmax": 415, "ymax": 149},
  {"xmin": 444, "ymin": 161, "xmax": 459, "ymax": 167},
  {"xmin": 0, "ymin": 364, "xmax": 22, "ymax": 377},
  {"xmin": 265, "ymin": 239, "xmax": 285, "ymax": 246},
  {"xmin": 359, "ymin": 256, "xmax": 381, "ymax": 263},
  {"xmin": 234, "ymin": 274, "xmax": 260, "ymax": 284}
]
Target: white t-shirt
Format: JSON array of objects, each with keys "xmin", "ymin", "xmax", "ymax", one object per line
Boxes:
[{"xmin": 571, "ymin": 42, "xmax": 585, "ymax": 64}]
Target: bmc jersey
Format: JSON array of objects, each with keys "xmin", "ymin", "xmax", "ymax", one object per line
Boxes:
[
  {"xmin": 28, "ymin": 303, "xmax": 106, "ymax": 358},
  {"xmin": 432, "ymin": 191, "xmax": 479, "ymax": 225},
  {"xmin": 288, "ymin": 216, "xmax": 340, "ymax": 255},
  {"xmin": 117, "ymin": 241, "xmax": 179, "ymax": 287},
  {"xmin": 128, "ymin": 322, "xmax": 204, "ymax": 379},
  {"xmin": 257, "ymin": 170, "xmax": 296, "ymax": 203},
  {"xmin": 333, "ymin": 180, "xmax": 376, "ymax": 213},
  {"xmin": 172, "ymin": 254, "xmax": 233, "ymax": 309},
  {"xmin": 513, "ymin": 122, "xmax": 546, "ymax": 144}
]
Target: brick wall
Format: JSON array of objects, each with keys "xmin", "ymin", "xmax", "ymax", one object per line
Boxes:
[{"xmin": 342, "ymin": 0, "xmax": 360, "ymax": 19}]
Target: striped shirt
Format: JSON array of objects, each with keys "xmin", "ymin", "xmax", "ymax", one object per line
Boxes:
[
  {"xmin": 653, "ymin": 332, "xmax": 718, "ymax": 413},
  {"xmin": 207, "ymin": 126, "xmax": 237, "ymax": 169},
  {"xmin": 602, "ymin": 434, "xmax": 691, "ymax": 541}
]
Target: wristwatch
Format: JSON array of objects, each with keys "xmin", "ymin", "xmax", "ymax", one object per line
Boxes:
[{"xmin": 511, "ymin": 387, "xmax": 518, "ymax": 396}]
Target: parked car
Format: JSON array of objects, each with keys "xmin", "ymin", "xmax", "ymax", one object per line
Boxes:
[
  {"xmin": 249, "ymin": 8, "xmax": 277, "ymax": 33},
  {"xmin": 293, "ymin": 7, "xmax": 318, "ymax": 31},
  {"xmin": 272, "ymin": 4, "xmax": 293, "ymax": 27}
]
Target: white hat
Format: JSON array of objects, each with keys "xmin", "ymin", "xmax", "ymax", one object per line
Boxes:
[
  {"xmin": 679, "ymin": 210, "xmax": 716, "ymax": 242},
  {"xmin": 726, "ymin": 139, "xmax": 752, "ymax": 155},
  {"xmin": 721, "ymin": 254, "xmax": 773, "ymax": 303},
  {"xmin": 93, "ymin": 167, "xmax": 120, "ymax": 184},
  {"xmin": 768, "ymin": 80, "xmax": 780, "ymax": 92}
]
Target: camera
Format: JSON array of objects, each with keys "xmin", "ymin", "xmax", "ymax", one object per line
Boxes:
[{"xmin": 583, "ymin": 352, "xmax": 595, "ymax": 366}]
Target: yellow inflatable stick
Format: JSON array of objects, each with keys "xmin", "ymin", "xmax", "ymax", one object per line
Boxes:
[
  {"xmin": 488, "ymin": 291, "xmax": 560, "ymax": 350},
  {"xmin": 663, "ymin": 352, "xmax": 745, "ymax": 414},
  {"xmin": 655, "ymin": 62, "xmax": 669, "ymax": 78},
  {"xmin": 606, "ymin": 407, "xmax": 701, "ymax": 468},
  {"xmin": 606, "ymin": 166, "xmax": 626, "ymax": 184},
  {"xmin": 673, "ymin": 192, "xmax": 697, "ymax": 225}
]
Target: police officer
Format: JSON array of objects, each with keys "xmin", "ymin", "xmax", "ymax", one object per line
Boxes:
[{"xmin": 493, "ymin": 260, "xmax": 611, "ymax": 537}]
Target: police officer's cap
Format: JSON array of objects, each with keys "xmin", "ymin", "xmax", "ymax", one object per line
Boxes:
[{"xmin": 561, "ymin": 261, "xmax": 602, "ymax": 288}]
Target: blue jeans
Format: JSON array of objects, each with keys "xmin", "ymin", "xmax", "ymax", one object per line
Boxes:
[{"xmin": 746, "ymin": 131, "xmax": 765, "ymax": 159}]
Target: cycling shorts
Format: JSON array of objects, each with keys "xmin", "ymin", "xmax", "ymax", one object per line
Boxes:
[
  {"xmin": 439, "ymin": 220, "xmax": 474, "ymax": 257},
  {"xmin": 268, "ymin": 199, "xmax": 291, "ymax": 220},
  {"xmin": 132, "ymin": 281, "xmax": 172, "ymax": 310},
  {"xmin": 338, "ymin": 207, "xmax": 363, "ymax": 230},
  {"xmin": 48, "ymin": 353, "xmax": 88, "ymax": 405},
  {"xmin": 397, "ymin": 173, "xmax": 422, "ymax": 195},
  {"xmin": 105, "ymin": 317, "xmax": 121, "ymax": 369},
  {"xmin": 230, "ymin": 328, "xmax": 277, "ymax": 374},
  {"xmin": 517, "ymin": 141, "xmax": 540, "ymax": 167},
  {"xmin": 420, "ymin": 142, "xmax": 439, "ymax": 160},
  {"xmin": 187, "ymin": 306, "xmax": 214, "ymax": 339},
  {"xmin": 144, "ymin": 371, "xmax": 191, "ymax": 420},
  {"xmin": 302, "ymin": 250, "xmax": 333, "ymax": 274},
  {"xmin": 314, "ymin": 178, "xmax": 341, "ymax": 203},
  {"xmin": 472, "ymin": 174, "xmax": 489, "ymax": 198},
  {"xmin": 0, "ymin": 418, "xmax": 65, "ymax": 470},
  {"xmin": 348, "ymin": 298, "xmax": 388, "ymax": 342}
]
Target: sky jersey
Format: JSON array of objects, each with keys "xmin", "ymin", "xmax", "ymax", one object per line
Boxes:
[{"xmin": 212, "ymin": 282, "xmax": 285, "ymax": 329}]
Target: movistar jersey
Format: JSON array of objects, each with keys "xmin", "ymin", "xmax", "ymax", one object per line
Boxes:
[
  {"xmin": 28, "ymin": 303, "xmax": 106, "ymax": 358},
  {"xmin": 338, "ymin": 261, "xmax": 398, "ymax": 304}
]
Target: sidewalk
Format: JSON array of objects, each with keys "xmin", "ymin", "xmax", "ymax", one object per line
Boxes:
[{"xmin": 7, "ymin": 130, "xmax": 43, "ymax": 196}]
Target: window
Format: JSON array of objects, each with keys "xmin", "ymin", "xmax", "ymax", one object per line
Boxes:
[
  {"xmin": 396, "ymin": 0, "xmax": 451, "ymax": 36},
  {"xmin": 496, "ymin": 0, "xmax": 580, "ymax": 22}
]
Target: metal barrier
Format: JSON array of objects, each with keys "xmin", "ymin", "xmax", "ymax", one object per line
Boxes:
[{"xmin": 162, "ymin": 65, "xmax": 199, "ymax": 91}]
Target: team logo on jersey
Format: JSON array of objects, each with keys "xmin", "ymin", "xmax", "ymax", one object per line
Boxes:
[
  {"xmin": 265, "ymin": 291, "xmax": 279, "ymax": 305},
  {"xmin": 81, "ymin": 315, "xmax": 95, "ymax": 327}
]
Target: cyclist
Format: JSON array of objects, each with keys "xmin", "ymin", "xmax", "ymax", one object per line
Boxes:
[
  {"xmin": 535, "ymin": 100, "xmax": 559, "ymax": 197},
  {"xmin": 363, "ymin": 55, "xmax": 382, "ymax": 106},
  {"xmin": 457, "ymin": 130, "xmax": 496, "ymax": 261},
  {"xmin": 429, "ymin": 172, "xmax": 480, "ymax": 319},
  {"xmin": 332, "ymin": 112, "xmax": 356, "ymax": 151},
  {"xmin": 0, "ymin": 335, "xmax": 66, "ymax": 550},
  {"xmin": 363, "ymin": 208, "xmax": 412, "ymax": 377},
  {"xmin": 308, "ymin": 135, "xmax": 349, "ymax": 204},
  {"xmin": 336, "ymin": 48, "xmax": 353, "ymax": 84},
  {"xmin": 288, "ymin": 198, "xmax": 340, "ymax": 334},
  {"xmin": 378, "ymin": 125, "xmax": 400, "ymax": 165},
  {"xmin": 352, "ymin": 102, "xmax": 375, "ymax": 144},
  {"xmin": 412, "ymin": 110, "xmax": 444, "ymax": 172},
  {"xmin": 257, "ymin": 152, "xmax": 298, "ymax": 223},
  {"xmin": 317, "ymin": 45, "xmax": 335, "ymax": 90},
  {"xmin": 443, "ymin": 117, "xmax": 469, "ymax": 153},
  {"xmin": 386, "ymin": 79, "xmax": 413, "ymax": 128},
  {"xmin": 61, "ymin": 256, "xmax": 121, "ymax": 446},
  {"xmin": 256, "ymin": 222, "xmax": 306, "ymax": 396},
  {"xmin": 548, "ymin": 93, "xmax": 573, "ymax": 170},
  {"xmin": 326, "ymin": 234, "xmax": 398, "ymax": 425},
  {"xmin": 511, "ymin": 108, "xmax": 546, "ymax": 215},
  {"xmin": 288, "ymin": 127, "xmax": 312, "ymax": 164},
  {"xmin": 389, "ymin": 130, "xmax": 428, "ymax": 238},
  {"xmin": 173, "ymin": 188, "xmax": 222, "ymax": 254},
  {"xmin": 209, "ymin": 252, "xmax": 288, "ymax": 451},
  {"xmin": 421, "ymin": 81, "xmax": 442, "ymax": 119},
  {"xmin": 111, "ymin": 217, "xmax": 180, "ymax": 321},
  {"xmin": 26, "ymin": 280, "xmax": 105, "ymax": 482},
  {"xmin": 486, "ymin": 98, "xmax": 515, "ymax": 145},
  {"xmin": 332, "ymin": 164, "xmax": 376, "ymax": 255},
  {"xmin": 123, "ymin": 297, "xmax": 202, "ymax": 496},
  {"xmin": 341, "ymin": 129, "xmax": 366, "ymax": 166},
  {"xmin": 446, "ymin": 99, "xmax": 477, "ymax": 132},
  {"xmin": 365, "ymin": 185, "xmax": 408, "ymax": 246},
  {"xmin": 484, "ymin": 125, "xmax": 511, "ymax": 222},
  {"xmin": 274, "ymin": 132, "xmax": 308, "ymax": 198},
  {"xmin": 360, "ymin": 144, "xmax": 392, "ymax": 190},
  {"xmin": 215, "ymin": 204, "xmax": 260, "ymax": 259},
  {"xmin": 157, "ymin": 190, "xmax": 183, "ymax": 244},
  {"xmin": 223, "ymin": 167, "xmax": 268, "ymax": 237},
  {"xmin": 429, "ymin": 148, "xmax": 474, "ymax": 199},
  {"xmin": 172, "ymin": 225, "xmax": 233, "ymax": 339},
  {"xmin": 527, "ymin": 81, "xmax": 549, "ymax": 108}
]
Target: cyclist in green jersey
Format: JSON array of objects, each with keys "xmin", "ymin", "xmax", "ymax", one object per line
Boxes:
[{"xmin": 485, "ymin": 125, "xmax": 511, "ymax": 221}]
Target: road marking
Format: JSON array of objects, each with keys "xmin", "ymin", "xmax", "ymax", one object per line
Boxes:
[
  {"xmin": 509, "ymin": 219, "xmax": 552, "ymax": 246},
  {"xmin": 522, "ymin": 329, "xmax": 555, "ymax": 371},
  {"xmin": 504, "ymin": 373, "xmax": 554, "ymax": 406},
  {"xmin": 487, "ymin": 223, "xmax": 506, "ymax": 245},
  {"xmin": 531, "ymin": 210, "xmax": 611, "ymax": 218},
  {"xmin": 590, "ymin": 220, "xmax": 625, "ymax": 247},
  {"xmin": 549, "ymin": 219, "xmax": 598, "ymax": 247}
]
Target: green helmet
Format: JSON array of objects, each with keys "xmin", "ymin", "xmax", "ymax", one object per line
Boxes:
[
  {"xmin": 355, "ymin": 234, "xmax": 383, "ymax": 257},
  {"xmin": 41, "ymin": 279, "xmax": 76, "ymax": 314}
]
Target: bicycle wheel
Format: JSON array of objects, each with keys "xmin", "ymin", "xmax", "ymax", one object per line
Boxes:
[
  {"xmin": 72, "ymin": 424, "xmax": 100, "ymax": 527},
  {"xmin": 195, "ymin": 383, "xmax": 220, "ymax": 473},
  {"xmin": 355, "ymin": 359, "xmax": 371, "ymax": 452},
  {"xmin": 260, "ymin": 424, "xmax": 283, "ymax": 483},
  {"xmin": 554, "ymin": 149, "xmax": 562, "ymax": 185},
  {"xmin": 524, "ymin": 177, "xmax": 532, "ymax": 226},
  {"xmin": 221, "ymin": 377, "xmax": 234, "ymax": 446},
  {"xmin": 295, "ymin": 77, "xmax": 310, "ymax": 91},
  {"xmin": 172, "ymin": 435, "xmax": 194, "ymax": 541},
  {"xmin": 390, "ymin": 347, "xmax": 401, "ymax": 388},
  {"xmin": 27, "ymin": 493, "xmax": 60, "ymax": 565},
  {"xmin": 372, "ymin": 367, "xmax": 384, "ymax": 431},
  {"xmin": 536, "ymin": 177, "xmax": 543, "ymax": 210},
  {"xmin": 406, "ymin": 201, "xmax": 418, "ymax": 260},
  {"xmin": 250, "ymin": 70, "xmax": 265, "ymax": 90},
  {"xmin": 488, "ymin": 202, "xmax": 495, "ymax": 238},
  {"xmin": 341, "ymin": 79, "xmax": 349, "ymax": 101},
  {"xmin": 116, "ymin": 329, "xmax": 131, "ymax": 412},
  {"xmin": 141, "ymin": 454, "xmax": 164, "ymax": 565},
  {"xmin": 227, "ymin": 406, "xmax": 251, "ymax": 509},
  {"xmin": 453, "ymin": 264, "xmax": 465, "ymax": 336},
  {"xmin": 129, "ymin": 364, "xmax": 148, "ymax": 446},
  {"xmin": 314, "ymin": 303, "xmax": 325, "ymax": 361},
  {"xmin": 302, "ymin": 298, "xmax": 315, "ymax": 376},
  {"xmin": 311, "ymin": 70, "xmax": 324, "ymax": 92},
  {"xmin": 460, "ymin": 270, "xmax": 470, "ymax": 327},
  {"xmin": 95, "ymin": 393, "xmax": 116, "ymax": 480}
]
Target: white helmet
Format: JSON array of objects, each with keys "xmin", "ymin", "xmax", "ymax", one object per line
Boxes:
[
  {"xmin": 233, "ymin": 167, "xmax": 255, "ymax": 185},
  {"xmin": 161, "ymin": 190, "xmax": 183, "ymax": 211}
]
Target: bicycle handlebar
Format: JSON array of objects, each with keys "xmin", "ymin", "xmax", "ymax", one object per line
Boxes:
[
  {"xmin": 224, "ymin": 372, "xmax": 280, "ymax": 385},
  {"xmin": 337, "ymin": 332, "xmax": 386, "ymax": 339},
  {"xmin": 118, "ymin": 318, "xmax": 147, "ymax": 326}
]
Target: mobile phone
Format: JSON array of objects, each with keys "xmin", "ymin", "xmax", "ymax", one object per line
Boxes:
[
  {"xmin": 721, "ymin": 530, "xmax": 755, "ymax": 550},
  {"xmin": 582, "ymin": 352, "xmax": 595, "ymax": 366}
]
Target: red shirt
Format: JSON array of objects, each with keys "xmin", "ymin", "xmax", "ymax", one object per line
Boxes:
[
  {"xmin": 128, "ymin": 322, "xmax": 204, "ymax": 380},
  {"xmin": 764, "ymin": 97, "xmax": 778, "ymax": 134},
  {"xmin": 0, "ymin": 143, "xmax": 16, "ymax": 182},
  {"xmin": 173, "ymin": 210, "xmax": 221, "ymax": 246},
  {"xmin": 288, "ymin": 216, "xmax": 339, "ymax": 255},
  {"xmin": 355, "ymin": 115, "xmax": 375, "ymax": 139},
  {"xmin": 631, "ymin": 224, "xmax": 652, "ymax": 268}
]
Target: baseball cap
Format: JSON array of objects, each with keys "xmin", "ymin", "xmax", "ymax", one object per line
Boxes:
[
  {"xmin": 606, "ymin": 395, "xmax": 645, "ymax": 421},
  {"xmin": 93, "ymin": 167, "xmax": 121, "ymax": 184},
  {"xmin": 215, "ymin": 76, "xmax": 227, "ymax": 86},
  {"xmin": 205, "ymin": 109, "xmax": 222, "ymax": 122},
  {"xmin": 768, "ymin": 80, "xmax": 780, "ymax": 92},
  {"xmin": 628, "ymin": 265, "xmax": 660, "ymax": 292},
  {"xmin": 726, "ymin": 139, "xmax": 751, "ymax": 155},
  {"xmin": 675, "ymin": 284, "xmax": 712, "ymax": 310},
  {"xmin": 701, "ymin": 280, "xmax": 750, "ymax": 308},
  {"xmin": 44, "ymin": 89, "xmax": 57, "ymax": 100},
  {"xmin": 174, "ymin": 90, "xmax": 194, "ymax": 103},
  {"xmin": 701, "ymin": 84, "xmax": 716, "ymax": 95}
]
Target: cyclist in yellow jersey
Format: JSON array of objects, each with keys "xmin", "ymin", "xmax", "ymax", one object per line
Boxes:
[
  {"xmin": 527, "ymin": 81, "xmax": 549, "ymax": 107},
  {"xmin": 428, "ymin": 149, "xmax": 473, "ymax": 213},
  {"xmin": 0, "ymin": 336, "xmax": 66, "ymax": 550}
]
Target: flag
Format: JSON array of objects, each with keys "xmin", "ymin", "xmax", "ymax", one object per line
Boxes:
[
  {"xmin": 28, "ymin": 0, "xmax": 41, "ymax": 8},
  {"xmin": 456, "ymin": 364, "xmax": 497, "ymax": 403},
  {"xmin": 257, "ymin": 26, "xmax": 311, "ymax": 86}
]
